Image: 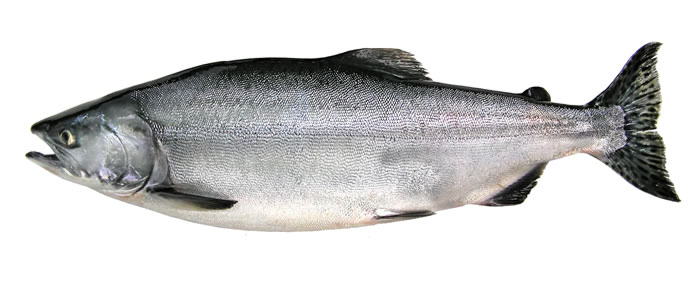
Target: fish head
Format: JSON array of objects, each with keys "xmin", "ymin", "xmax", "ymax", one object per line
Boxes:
[{"xmin": 27, "ymin": 97, "xmax": 158, "ymax": 198}]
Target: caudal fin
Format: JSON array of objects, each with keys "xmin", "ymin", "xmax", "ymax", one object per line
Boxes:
[{"xmin": 586, "ymin": 42, "xmax": 679, "ymax": 201}]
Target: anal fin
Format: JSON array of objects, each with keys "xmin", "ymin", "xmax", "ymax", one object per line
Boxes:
[{"xmin": 484, "ymin": 163, "xmax": 547, "ymax": 206}]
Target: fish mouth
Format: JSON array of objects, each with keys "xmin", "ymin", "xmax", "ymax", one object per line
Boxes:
[
  {"xmin": 27, "ymin": 135, "xmax": 88, "ymax": 180},
  {"xmin": 27, "ymin": 149, "xmax": 87, "ymax": 180},
  {"xmin": 27, "ymin": 129, "xmax": 72, "ymax": 175},
  {"xmin": 28, "ymin": 121, "xmax": 88, "ymax": 180},
  {"xmin": 26, "ymin": 151, "xmax": 62, "ymax": 168},
  {"xmin": 26, "ymin": 150, "xmax": 69, "ymax": 176},
  {"xmin": 28, "ymin": 120, "xmax": 63, "ymax": 170}
]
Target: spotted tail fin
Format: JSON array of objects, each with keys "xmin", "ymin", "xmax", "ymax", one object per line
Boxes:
[{"xmin": 586, "ymin": 42, "xmax": 679, "ymax": 201}]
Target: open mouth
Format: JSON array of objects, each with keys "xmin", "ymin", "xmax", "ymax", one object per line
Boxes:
[
  {"xmin": 27, "ymin": 136, "xmax": 88, "ymax": 180},
  {"xmin": 28, "ymin": 121, "xmax": 85, "ymax": 179},
  {"xmin": 28, "ymin": 120, "xmax": 65, "ymax": 170},
  {"xmin": 26, "ymin": 151, "xmax": 65, "ymax": 172}
]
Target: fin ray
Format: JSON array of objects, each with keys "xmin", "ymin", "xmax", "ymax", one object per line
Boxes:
[
  {"xmin": 374, "ymin": 209, "xmax": 435, "ymax": 220},
  {"xmin": 586, "ymin": 42, "xmax": 679, "ymax": 202},
  {"xmin": 484, "ymin": 163, "xmax": 547, "ymax": 206},
  {"xmin": 329, "ymin": 48, "xmax": 431, "ymax": 80},
  {"xmin": 147, "ymin": 187, "xmax": 237, "ymax": 211}
]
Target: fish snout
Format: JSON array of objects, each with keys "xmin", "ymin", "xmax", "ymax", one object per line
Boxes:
[{"xmin": 31, "ymin": 120, "xmax": 51, "ymax": 136}]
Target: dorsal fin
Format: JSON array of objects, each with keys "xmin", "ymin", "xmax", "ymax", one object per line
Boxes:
[
  {"xmin": 521, "ymin": 86, "xmax": 551, "ymax": 102},
  {"xmin": 483, "ymin": 163, "xmax": 547, "ymax": 206},
  {"xmin": 329, "ymin": 48, "xmax": 431, "ymax": 80}
]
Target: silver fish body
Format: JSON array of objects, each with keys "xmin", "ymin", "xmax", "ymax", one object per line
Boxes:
[{"xmin": 28, "ymin": 44, "xmax": 679, "ymax": 231}]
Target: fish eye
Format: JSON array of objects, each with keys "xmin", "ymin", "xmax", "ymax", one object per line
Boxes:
[{"xmin": 59, "ymin": 129, "xmax": 76, "ymax": 146}]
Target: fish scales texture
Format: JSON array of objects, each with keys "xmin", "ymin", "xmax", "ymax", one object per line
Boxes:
[
  {"xmin": 28, "ymin": 44, "xmax": 678, "ymax": 231},
  {"xmin": 132, "ymin": 60, "xmax": 623, "ymax": 230}
]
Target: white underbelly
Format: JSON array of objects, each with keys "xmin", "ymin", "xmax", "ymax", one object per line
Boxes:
[{"xmin": 129, "ymin": 134, "xmax": 593, "ymax": 231}]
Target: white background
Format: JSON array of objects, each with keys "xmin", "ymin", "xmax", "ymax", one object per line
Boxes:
[{"xmin": 1, "ymin": 1, "xmax": 697, "ymax": 303}]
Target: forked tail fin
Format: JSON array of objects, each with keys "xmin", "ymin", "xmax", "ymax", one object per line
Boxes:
[{"xmin": 586, "ymin": 42, "xmax": 679, "ymax": 201}]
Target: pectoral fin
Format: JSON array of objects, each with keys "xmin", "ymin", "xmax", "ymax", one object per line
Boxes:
[
  {"xmin": 374, "ymin": 208, "xmax": 435, "ymax": 221},
  {"xmin": 147, "ymin": 187, "xmax": 237, "ymax": 211}
]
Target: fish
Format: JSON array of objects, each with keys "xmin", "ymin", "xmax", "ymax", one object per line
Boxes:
[{"xmin": 27, "ymin": 43, "xmax": 679, "ymax": 231}]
